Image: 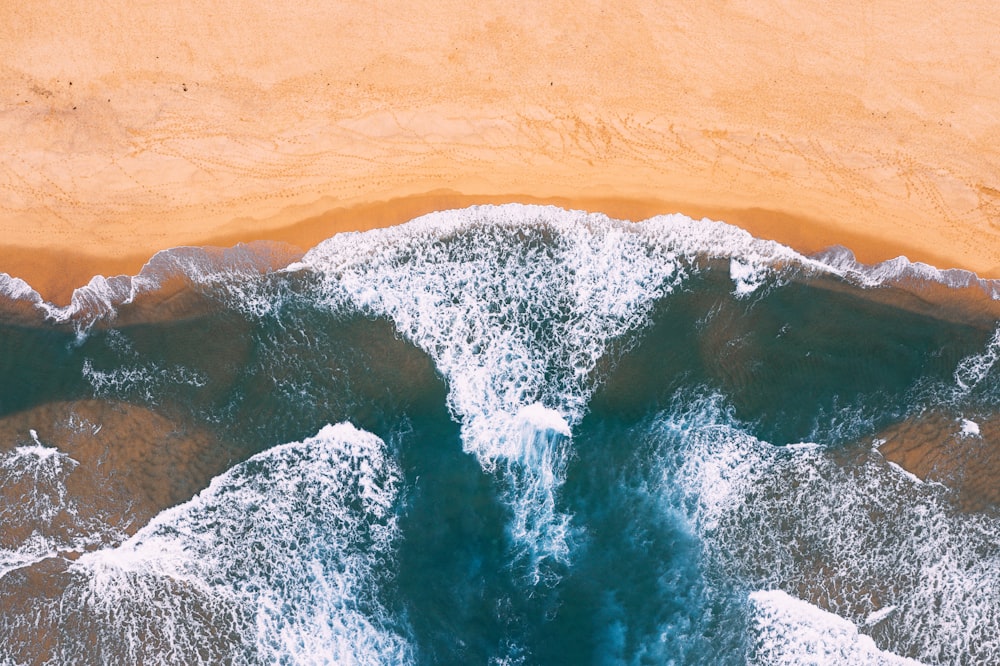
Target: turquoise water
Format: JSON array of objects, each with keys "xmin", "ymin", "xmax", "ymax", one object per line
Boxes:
[{"xmin": 0, "ymin": 205, "xmax": 998, "ymax": 664}]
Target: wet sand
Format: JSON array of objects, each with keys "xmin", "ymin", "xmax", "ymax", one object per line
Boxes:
[
  {"xmin": 0, "ymin": 400, "xmax": 232, "ymax": 540},
  {"xmin": 3, "ymin": 2, "xmax": 1000, "ymax": 304},
  {"xmin": 877, "ymin": 412, "xmax": 1000, "ymax": 512}
]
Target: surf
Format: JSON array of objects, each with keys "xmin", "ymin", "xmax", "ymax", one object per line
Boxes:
[{"xmin": 1, "ymin": 204, "xmax": 999, "ymax": 663}]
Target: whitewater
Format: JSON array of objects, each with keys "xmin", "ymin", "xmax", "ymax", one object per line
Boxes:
[{"xmin": 0, "ymin": 204, "xmax": 998, "ymax": 664}]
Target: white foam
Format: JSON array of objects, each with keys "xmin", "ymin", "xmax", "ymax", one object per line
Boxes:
[
  {"xmin": 865, "ymin": 605, "xmax": 899, "ymax": 627},
  {"xmin": 655, "ymin": 393, "xmax": 1000, "ymax": 664},
  {"xmin": 28, "ymin": 243, "xmax": 300, "ymax": 335},
  {"xmin": 82, "ymin": 358, "xmax": 207, "ymax": 404},
  {"xmin": 506, "ymin": 407, "xmax": 574, "ymax": 581},
  {"xmin": 79, "ymin": 328, "xmax": 209, "ymax": 404},
  {"xmin": 0, "ymin": 272, "xmax": 42, "ymax": 303},
  {"xmin": 954, "ymin": 326, "xmax": 1000, "ymax": 395},
  {"xmin": 888, "ymin": 461, "xmax": 925, "ymax": 485},
  {"xmin": 0, "ymin": 534, "xmax": 57, "ymax": 581},
  {"xmin": 36, "ymin": 423, "xmax": 414, "ymax": 664},
  {"xmin": 0, "ymin": 442, "xmax": 101, "ymax": 581},
  {"xmin": 784, "ymin": 441, "xmax": 821, "ymax": 451},
  {"xmin": 960, "ymin": 418, "xmax": 981, "ymax": 437},
  {"xmin": 0, "ymin": 444, "xmax": 78, "ymax": 521},
  {"xmin": 811, "ymin": 245, "xmax": 1000, "ymax": 298},
  {"xmin": 7, "ymin": 204, "xmax": 1000, "ymax": 339},
  {"xmin": 750, "ymin": 590, "xmax": 922, "ymax": 665},
  {"xmin": 730, "ymin": 257, "xmax": 774, "ymax": 297},
  {"xmin": 302, "ymin": 204, "xmax": 831, "ymax": 576},
  {"xmin": 516, "ymin": 403, "xmax": 571, "ymax": 437}
]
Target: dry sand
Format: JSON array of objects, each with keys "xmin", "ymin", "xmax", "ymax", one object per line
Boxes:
[{"xmin": 3, "ymin": 1, "xmax": 1000, "ymax": 304}]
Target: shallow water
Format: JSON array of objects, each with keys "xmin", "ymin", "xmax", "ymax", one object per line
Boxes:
[{"xmin": 0, "ymin": 205, "xmax": 998, "ymax": 664}]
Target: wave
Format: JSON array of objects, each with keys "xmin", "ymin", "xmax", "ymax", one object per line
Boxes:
[
  {"xmin": 749, "ymin": 590, "xmax": 923, "ymax": 665},
  {"xmin": 0, "ymin": 442, "xmax": 108, "ymax": 580},
  {"xmin": 954, "ymin": 326, "xmax": 1000, "ymax": 396},
  {"xmin": 0, "ymin": 242, "xmax": 303, "ymax": 338},
  {"xmin": 813, "ymin": 245, "xmax": 1000, "ymax": 297},
  {"xmin": 0, "ymin": 273, "xmax": 40, "ymax": 304},
  {"xmin": 3, "ymin": 205, "xmax": 999, "ymax": 335},
  {"xmin": 810, "ymin": 246, "xmax": 1000, "ymax": 327},
  {"xmin": 0, "ymin": 400, "xmax": 236, "ymax": 588},
  {"xmin": 296, "ymin": 204, "xmax": 840, "ymax": 579},
  {"xmin": 647, "ymin": 391, "xmax": 1000, "ymax": 665},
  {"xmin": 2, "ymin": 203, "xmax": 999, "ymax": 661},
  {"xmin": 82, "ymin": 358, "xmax": 208, "ymax": 404},
  {"xmin": 0, "ymin": 423, "xmax": 412, "ymax": 665}
]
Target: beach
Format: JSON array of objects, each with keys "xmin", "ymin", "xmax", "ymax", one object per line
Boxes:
[
  {"xmin": 3, "ymin": 1, "xmax": 1000, "ymax": 302},
  {"xmin": 2, "ymin": 3, "xmax": 1000, "ymax": 664}
]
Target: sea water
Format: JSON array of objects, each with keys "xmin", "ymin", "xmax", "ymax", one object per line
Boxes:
[{"xmin": 0, "ymin": 204, "xmax": 997, "ymax": 664}]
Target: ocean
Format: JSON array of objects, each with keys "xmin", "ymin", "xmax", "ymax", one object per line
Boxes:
[{"xmin": 0, "ymin": 204, "xmax": 998, "ymax": 664}]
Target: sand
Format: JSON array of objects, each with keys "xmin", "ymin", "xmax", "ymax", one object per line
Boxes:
[
  {"xmin": 3, "ymin": 1, "xmax": 1000, "ymax": 304},
  {"xmin": 0, "ymin": 400, "xmax": 230, "ymax": 544},
  {"xmin": 876, "ymin": 411, "xmax": 1000, "ymax": 512}
]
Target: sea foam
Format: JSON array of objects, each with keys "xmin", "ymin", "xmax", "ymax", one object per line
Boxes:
[
  {"xmin": 653, "ymin": 392, "xmax": 1000, "ymax": 664},
  {"xmin": 0, "ymin": 442, "xmax": 117, "ymax": 582},
  {"xmin": 0, "ymin": 272, "xmax": 42, "ymax": 304},
  {"xmin": 1, "ymin": 423, "xmax": 412, "ymax": 665},
  {"xmin": 749, "ymin": 590, "xmax": 923, "ymax": 665},
  {"xmin": 301, "ymin": 204, "xmax": 829, "ymax": 580},
  {"xmin": 954, "ymin": 325, "xmax": 1000, "ymax": 395},
  {"xmin": 23, "ymin": 243, "xmax": 303, "ymax": 336},
  {"xmin": 5, "ymin": 204, "xmax": 999, "ymax": 661}
]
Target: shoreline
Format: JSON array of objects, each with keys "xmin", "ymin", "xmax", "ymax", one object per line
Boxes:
[
  {"xmin": 5, "ymin": 2, "xmax": 1000, "ymax": 305},
  {"xmin": 0, "ymin": 190, "xmax": 990, "ymax": 306}
]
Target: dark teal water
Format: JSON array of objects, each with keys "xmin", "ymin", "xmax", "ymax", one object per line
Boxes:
[{"xmin": 1, "ymin": 205, "xmax": 998, "ymax": 664}]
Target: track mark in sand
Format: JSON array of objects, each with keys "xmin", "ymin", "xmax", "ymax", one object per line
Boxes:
[
  {"xmin": 977, "ymin": 184, "xmax": 1000, "ymax": 199},
  {"xmin": 974, "ymin": 184, "xmax": 1000, "ymax": 231}
]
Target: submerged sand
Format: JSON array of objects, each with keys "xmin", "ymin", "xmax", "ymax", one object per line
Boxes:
[{"xmin": 2, "ymin": 1, "xmax": 1000, "ymax": 303}]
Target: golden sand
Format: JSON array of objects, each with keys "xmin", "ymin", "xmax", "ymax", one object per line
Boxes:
[{"xmin": 3, "ymin": 1, "xmax": 1000, "ymax": 304}]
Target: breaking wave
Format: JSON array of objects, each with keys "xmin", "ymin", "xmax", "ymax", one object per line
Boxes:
[
  {"xmin": 0, "ymin": 423, "xmax": 412, "ymax": 665},
  {"xmin": 2, "ymin": 204, "xmax": 999, "ymax": 663},
  {"xmin": 648, "ymin": 392, "xmax": 1000, "ymax": 664},
  {"xmin": 299, "ymin": 205, "xmax": 835, "ymax": 579}
]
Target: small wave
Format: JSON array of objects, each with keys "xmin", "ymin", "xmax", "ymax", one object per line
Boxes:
[
  {"xmin": 42, "ymin": 273, "xmax": 157, "ymax": 334},
  {"xmin": 649, "ymin": 391, "xmax": 1000, "ymax": 664},
  {"xmin": 0, "ymin": 442, "xmax": 116, "ymax": 582},
  {"xmin": 0, "ymin": 272, "xmax": 47, "ymax": 327},
  {"xmin": 810, "ymin": 246, "xmax": 1000, "ymax": 329},
  {"xmin": 730, "ymin": 257, "xmax": 783, "ymax": 298},
  {"xmin": 7, "ymin": 242, "xmax": 304, "ymax": 336},
  {"xmin": 1, "ymin": 422, "xmax": 412, "ymax": 664},
  {"xmin": 954, "ymin": 326, "xmax": 1000, "ymax": 395},
  {"xmin": 0, "ymin": 273, "xmax": 42, "ymax": 304},
  {"xmin": 5, "ymin": 205, "xmax": 1000, "ymax": 337},
  {"xmin": 749, "ymin": 590, "xmax": 923, "ymax": 665},
  {"xmin": 0, "ymin": 443, "xmax": 77, "ymax": 578},
  {"xmin": 502, "ymin": 405, "xmax": 575, "ymax": 583},
  {"xmin": 82, "ymin": 358, "xmax": 208, "ymax": 404},
  {"xmin": 811, "ymin": 246, "xmax": 1000, "ymax": 296}
]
